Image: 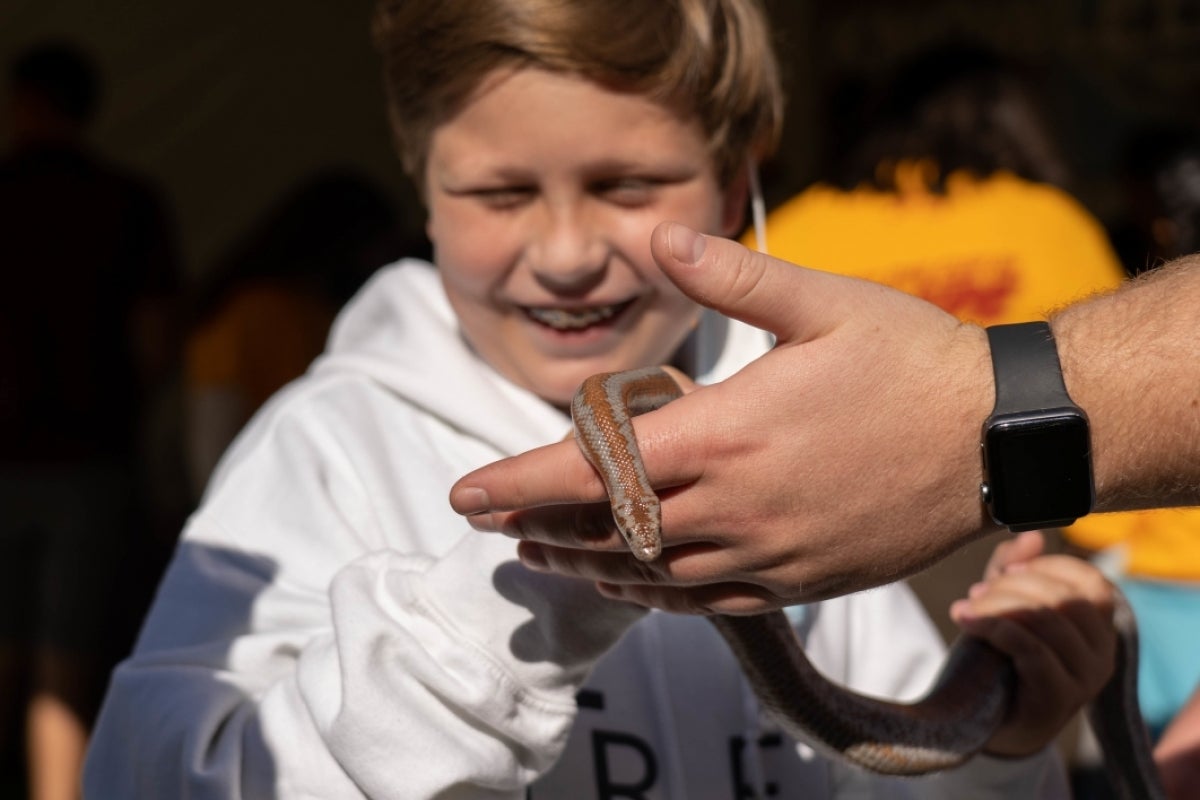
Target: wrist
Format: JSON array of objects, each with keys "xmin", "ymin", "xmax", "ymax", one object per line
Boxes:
[
  {"xmin": 980, "ymin": 322, "xmax": 1094, "ymax": 531},
  {"xmin": 946, "ymin": 323, "xmax": 1002, "ymax": 540},
  {"xmin": 1049, "ymin": 307, "xmax": 1114, "ymax": 511}
]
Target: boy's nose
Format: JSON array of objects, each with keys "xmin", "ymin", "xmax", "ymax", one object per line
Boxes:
[{"xmin": 528, "ymin": 208, "xmax": 608, "ymax": 294}]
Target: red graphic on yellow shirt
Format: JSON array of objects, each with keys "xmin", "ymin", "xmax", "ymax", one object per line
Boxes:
[{"xmin": 889, "ymin": 258, "xmax": 1019, "ymax": 325}]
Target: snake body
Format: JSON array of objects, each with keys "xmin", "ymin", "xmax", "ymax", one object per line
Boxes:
[{"xmin": 572, "ymin": 367, "xmax": 1164, "ymax": 798}]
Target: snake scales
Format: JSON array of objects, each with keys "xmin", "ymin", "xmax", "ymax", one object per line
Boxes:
[{"xmin": 571, "ymin": 367, "xmax": 1164, "ymax": 799}]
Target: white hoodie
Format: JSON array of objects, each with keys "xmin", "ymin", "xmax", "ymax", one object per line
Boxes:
[{"xmin": 84, "ymin": 260, "xmax": 1067, "ymax": 799}]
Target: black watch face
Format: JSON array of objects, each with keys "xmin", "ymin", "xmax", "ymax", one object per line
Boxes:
[{"xmin": 984, "ymin": 410, "xmax": 1094, "ymax": 528}]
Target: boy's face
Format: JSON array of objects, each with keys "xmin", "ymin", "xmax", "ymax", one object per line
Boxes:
[{"xmin": 424, "ymin": 67, "xmax": 745, "ymax": 408}]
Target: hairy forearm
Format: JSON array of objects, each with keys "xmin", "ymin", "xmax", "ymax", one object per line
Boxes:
[{"xmin": 1052, "ymin": 255, "xmax": 1200, "ymax": 512}]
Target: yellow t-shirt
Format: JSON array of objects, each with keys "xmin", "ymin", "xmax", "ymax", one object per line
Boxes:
[
  {"xmin": 751, "ymin": 168, "xmax": 1200, "ymax": 580},
  {"xmin": 756, "ymin": 169, "xmax": 1123, "ymax": 325}
]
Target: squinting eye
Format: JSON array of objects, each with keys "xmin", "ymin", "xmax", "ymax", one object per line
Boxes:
[
  {"xmin": 596, "ymin": 178, "xmax": 656, "ymax": 206},
  {"xmin": 473, "ymin": 187, "xmax": 535, "ymax": 210}
]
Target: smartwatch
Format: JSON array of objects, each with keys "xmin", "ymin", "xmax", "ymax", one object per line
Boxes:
[{"xmin": 980, "ymin": 322, "xmax": 1094, "ymax": 531}]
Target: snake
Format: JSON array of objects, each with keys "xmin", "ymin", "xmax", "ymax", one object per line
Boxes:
[{"xmin": 571, "ymin": 366, "xmax": 1164, "ymax": 798}]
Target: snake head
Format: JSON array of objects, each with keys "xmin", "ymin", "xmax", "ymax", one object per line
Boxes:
[{"xmin": 613, "ymin": 499, "xmax": 662, "ymax": 562}]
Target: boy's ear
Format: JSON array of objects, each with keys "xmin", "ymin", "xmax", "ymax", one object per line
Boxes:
[{"xmin": 719, "ymin": 167, "xmax": 751, "ymax": 237}]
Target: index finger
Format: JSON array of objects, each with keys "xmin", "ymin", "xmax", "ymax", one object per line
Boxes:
[{"xmin": 449, "ymin": 438, "xmax": 604, "ymax": 521}]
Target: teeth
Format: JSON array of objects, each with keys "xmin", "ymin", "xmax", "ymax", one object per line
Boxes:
[{"xmin": 527, "ymin": 304, "xmax": 622, "ymax": 330}]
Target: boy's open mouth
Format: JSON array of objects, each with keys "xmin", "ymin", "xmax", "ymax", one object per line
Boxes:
[{"xmin": 524, "ymin": 299, "xmax": 634, "ymax": 331}]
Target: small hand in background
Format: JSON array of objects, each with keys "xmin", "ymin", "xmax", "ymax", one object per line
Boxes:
[{"xmin": 950, "ymin": 530, "xmax": 1117, "ymax": 758}]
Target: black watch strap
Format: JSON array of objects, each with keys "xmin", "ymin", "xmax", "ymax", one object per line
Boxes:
[{"xmin": 987, "ymin": 322, "xmax": 1072, "ymax": 414}]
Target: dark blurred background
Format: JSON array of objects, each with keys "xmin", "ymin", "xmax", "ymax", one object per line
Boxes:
[
  {"xmin": 0, "ymin": 0, "xmax": 422, "ymax": 281},
  {"xmin": 4, "ymin": 0, "xmax": 1199, "ymax": 281},
  {"xmin": 1, "ymin": 1, "xmax": 1198, "ymax": 798},
  {"xmin": 767, "ymin": 1, "xmax": 1200, "ymax": 224}
]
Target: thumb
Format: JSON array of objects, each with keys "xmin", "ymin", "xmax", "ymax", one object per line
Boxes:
[{"xmin": 651, "ymin": 221, "xmax": 853, "ymax": 343}]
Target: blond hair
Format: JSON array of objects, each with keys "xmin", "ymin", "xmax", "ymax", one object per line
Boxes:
[{"xmin": 372, "ymin": 0, "xmax": 783, "ymax": 190}]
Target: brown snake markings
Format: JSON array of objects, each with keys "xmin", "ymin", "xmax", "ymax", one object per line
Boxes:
[{"xmin": 571, "ymin": 367, "xmax": 1164, "ymax": 798}]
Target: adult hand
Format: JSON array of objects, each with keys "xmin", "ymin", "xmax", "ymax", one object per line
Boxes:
[{"xmin": 451, "ymin": 221, "xmax": 1000, "ymax": 611}]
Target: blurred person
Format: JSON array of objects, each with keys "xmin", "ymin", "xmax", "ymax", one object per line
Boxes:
[
  {"xmin": 0, "ymin": 41, "xmax": 180, "ymax": 800},
  {"xmin": 183, "ymin": 168, "xmax": 399, "ymax": 499}
]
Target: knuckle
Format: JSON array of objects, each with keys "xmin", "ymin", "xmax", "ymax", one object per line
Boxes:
[{"xmin": 724, "ymin": 250, "xmax": 769, "ymax": 306}]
